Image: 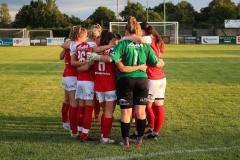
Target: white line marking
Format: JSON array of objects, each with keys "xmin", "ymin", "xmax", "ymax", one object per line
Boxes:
[{"xmin": 87, "ymin": 146, "xmax": 240, "ymax": 160}]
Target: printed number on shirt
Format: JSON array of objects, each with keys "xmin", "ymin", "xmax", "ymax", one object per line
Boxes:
[
  {"xmin": 133, "ymin": 49, "xmax": 138, "ymax": 65},
  {"xmin": 98, "ymin": 62, "xmax": 106, "ymax": 72},
  {"xmin": 78, "ymin": 51, "xmax": 86, "ymax": 63}
]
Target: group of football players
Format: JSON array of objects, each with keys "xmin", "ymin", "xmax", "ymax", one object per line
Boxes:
[{"xmin": 59, "ymin": 16, "xmax": 166, "ymax": 148}]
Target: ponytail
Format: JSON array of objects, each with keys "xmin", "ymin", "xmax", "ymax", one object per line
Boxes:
[{"xmin": 140, "ymin": 22, "xmax": 165, "ymax": 53}]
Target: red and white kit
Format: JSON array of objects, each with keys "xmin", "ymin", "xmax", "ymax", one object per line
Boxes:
[
  {"xmin": 145, "ymin": 36, "xmax": 166, "ymax": 102},
  {"xmin": 70, "ymin": 41, "xmax": 96, "ymax": 100},
  {"xmin": 94, "ymin": 48, "xmax": 117, "ymax": 103},
  {"xmin": 62, "ymin": 47, "xmax": 77, "ymax": 91}
]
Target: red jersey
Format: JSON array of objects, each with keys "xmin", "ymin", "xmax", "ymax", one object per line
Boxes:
[
  {"xmin": 63, "ymin": 49, "xmax": 77, "ymax": 77},
  {"xmin": 94, "ymin": 48, "xmax": 117, "ymax": 92},
  {"xmin": 147, "ymin": 36, "xmax": 165, "ymax": 80},
  {"xmin": 72, "ymin": 41, "xmax": 96, "ymax": 81}
]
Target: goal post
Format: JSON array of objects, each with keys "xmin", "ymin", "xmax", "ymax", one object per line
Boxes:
[
  {"xmin": 0, "ymin": 28, "xmax": 28, "ymax": 38},
  {"xmin": 27, "ymin": 29, "xmax": 53, "ymax": 39},
  {"xmin": 109, "ymin": 22, "xmax": 179, "ymax": 44}
]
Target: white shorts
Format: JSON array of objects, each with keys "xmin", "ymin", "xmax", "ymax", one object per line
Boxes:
[
  {"xmin": 62, "ymin": 76, "xmax": 77, "ymax": 91},
  {"xmin": 75, "ymin": 81, "xmax": 94, "ymax": 100},
  {"xmin": 95, "ymin": 90, "xmax": 117, "ymax": 103},
  {"xmin": 148, "ymin": 78, "xmax": 167, "ymax": 102}
]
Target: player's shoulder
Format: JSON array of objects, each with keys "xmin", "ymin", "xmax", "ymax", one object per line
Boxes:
[{"xmin": 87, "ymin": 41, "xmax": 97, "ymax": 47}]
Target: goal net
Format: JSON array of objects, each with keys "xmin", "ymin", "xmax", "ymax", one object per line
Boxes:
[
  {"xmin": 27, "ymin": 30, "xmax": 53, "ymax": 39},
  {"xmin": 0, "ymin": 28, "xmax": 27, "ymax": 38},
  {"xmin": 109, "ymin": 22, "xmax": 179, "ymax": 44}
]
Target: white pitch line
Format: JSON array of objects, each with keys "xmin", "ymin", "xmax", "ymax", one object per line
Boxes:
[{"xmin": 87, "ymin": 146, "xmax": 240, "ymax": 160}]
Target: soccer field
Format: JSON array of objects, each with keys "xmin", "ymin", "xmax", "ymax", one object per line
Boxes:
[{"xmin": 0, "ymin": 45, "xmax": 240, "ymax": 160}]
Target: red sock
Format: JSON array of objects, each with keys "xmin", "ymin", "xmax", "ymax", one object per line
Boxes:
[
  {"xmin": 69, "ymin": 106, "xmax": 78, "ymax": 134},
  {"xmin": 146, "ymin": 106, "xmax": 155, "ymax": 129},
  {"xmin": 94, "ymin": 99, "xmax": 100, "ymax": 120},
  {"xmin": 61, "ymin": 103, "xmax": 69, "ymax": 123},
  {"xmin": 100, "ymin": 113, "xmax": 105, "ymax": 133},
  {"xmin": 102, "ymin": 115, "xmax": 113, "ymax": 138},
  {"xmin": 82, "ymin": 105, "xmax": 94, "ymax": 132},
  {"xmin": 153, "ymin": 105, "xmax": 165, "ymax": 133},
  {"xmin": 77, "ymin": 106, "xmax": 85, "ymax": 132}
]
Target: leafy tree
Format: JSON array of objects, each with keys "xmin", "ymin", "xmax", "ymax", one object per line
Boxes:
[
  {"xmin": 148, "ymin": 10, "xmax": 163, "ymax": 22},
  {"xmin": 14, "ymin": 0, "xmax": 70, "ymax": 28},
  {"xmin": 200, "ymin": 0, "xmax": 237, "ymax": 29},
  {"xmin": 64, "ymin": 14, "xmax": 83, "ymax": 25},
  {"xmin": 120, "ymin": 2, "xmax": 147, "ymax": 22},
  {"xmin": 236, "ymin": 3, "xmax": 240, "ymax": 18},
  {"xmin": 88, "ymin": 6, "xmax": 116, "ymax": 28},
  {"xmin": 153, "ymin": 2, "xmax": 177, "ymax": 21},
  {"xmin": 176, "ymin": 1, "xmax": 196, "ymax": 28},
  {"xmin": 0, "ymin": 3, "xmax": 11, "ymax": 27}
]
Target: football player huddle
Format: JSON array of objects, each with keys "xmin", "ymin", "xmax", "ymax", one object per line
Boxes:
[{"xmin": 59, "ymin": 16, "xmax": 166, "ymax": 148}]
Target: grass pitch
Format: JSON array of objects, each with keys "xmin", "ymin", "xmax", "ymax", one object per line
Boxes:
[{"xmin": 0, "ymin": 45, "xmax": 240, "ymax": 160}]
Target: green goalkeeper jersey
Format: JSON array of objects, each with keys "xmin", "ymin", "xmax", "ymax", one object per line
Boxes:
[{"xmin": 109, "ymin": 40, "xmax": 159, "ymax": 79}]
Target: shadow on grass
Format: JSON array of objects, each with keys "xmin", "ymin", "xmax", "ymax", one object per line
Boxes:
[{"xmin": 0, "ymin": 115, "xmax": 122, "ymax": 144}]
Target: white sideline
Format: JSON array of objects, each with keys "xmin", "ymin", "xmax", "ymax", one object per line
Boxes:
[{"xmin": 87, "ymin": 146, "xmax": 240, "ymax": 160}]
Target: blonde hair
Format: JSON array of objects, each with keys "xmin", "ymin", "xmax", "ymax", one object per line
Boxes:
[
  {"xmin": 88, "ymin": 24, "xmax": 102, "ymax": 41},
  {"xmin": 125, "ymin": 16, "xmax": 141, "ymax": 36},
  {"xmin": 69, "ymin": 25, "xmax": 87, "ymax": 41}
]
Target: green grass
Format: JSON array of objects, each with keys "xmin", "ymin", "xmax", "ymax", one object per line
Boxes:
[{"xmin": 0, "ymin": 45, "xmax": 240, "ymax": 160}]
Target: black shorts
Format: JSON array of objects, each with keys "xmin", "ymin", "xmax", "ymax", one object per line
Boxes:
[{"xmin": 117, "ymin": 77, "xmax": 148, "ymax": 109}]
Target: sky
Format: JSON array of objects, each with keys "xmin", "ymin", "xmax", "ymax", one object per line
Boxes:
[{"xmin": 3, "ymin": 0, "xmax": 240, "ymax": 21}]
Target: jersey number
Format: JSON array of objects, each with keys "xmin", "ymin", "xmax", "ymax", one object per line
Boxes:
[
  {"xmin": 78, "ymin": 51, "xmax": 86, "ymax": 63},
  {"xmin": 98, "ymin": 62, "xmax": 106, "ymax": 72},
  {"xmin": 133, "ymin": 49, "xmax": 138, "ymax": 65}
]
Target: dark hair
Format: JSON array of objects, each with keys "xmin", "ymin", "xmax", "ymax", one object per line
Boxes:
[
  {"xmin": 140, "ymin": 22, "xmax": 165, "ymax": 52},
  {"xmin": 100, "ymin": 30, "xmax": 115, "ymax": 45},
  {"xmin": 125, "ymin": 16, "xmax": 141, "ymax": 36}
]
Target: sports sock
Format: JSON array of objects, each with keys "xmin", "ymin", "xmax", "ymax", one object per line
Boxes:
[
  {"xmin": 61, "ymin": 103, "xmax": 69, "ymax": 123},
  {"xmin": 81, "ymin": 105, "xmax": 94, "ymax": 136},
  {"xmin": 153, "ymin": 105, "xmax": 165, "ymax": 133},
  {"xmin": 102, "ymin": 116, "xmax": 113, "ymax": 138},
  {"xmin": 69, "ymin": 106, "xmax": 78, "ymax": 134},
  {"xmin": 146, "ymin": 106, "xmax": 155, "ymax": 129},
  {"xmin": 121, "ymin": 122, "xmax": 130, "ymax": 139},
  {"xmin": 136, "ymin": 119, "xmax": 146, "ymax": 137},
  {"xmin": 77, "ymin": 106, "xmax": 85, "ymax": 133}
]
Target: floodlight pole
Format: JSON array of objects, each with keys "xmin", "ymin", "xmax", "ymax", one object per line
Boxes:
[
  {"xmin": 146, "ymin": 0, "xmax": 149, "ymax": 22},
  {"xmin": 117, "ymin": 0, "xmax": 120, "ymax": 33},
  {"xmin": 164, "ymin": 0, "xmax": 166, "ymax": 36}
]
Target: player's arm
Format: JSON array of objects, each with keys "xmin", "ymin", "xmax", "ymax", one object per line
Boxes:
[
  {"xmin": 59, "ymin": 49, "xmax": 65, "ymax": 60},
  {"xmin": 147, "ymin": 46, "xmax": 164, "ymax": 68},
  {"xmin": 116, "ymin": 62, "xmax": 147, "ymax": 72},
  {"xmin": 88, "ymin": 53, "xmax": 112, "ymax": 63},
  {"xmin": 92, "ymin": 45, "xmax": 112, "ymax": 53},
  {"xmin": 61, "ymin": 40, "xmax": 71, "ymax": 49},
  {"xmin": 77, "ymin": 62, "xmax": 93, "ymax": 71},
  {"xmin": 70, "ymin": 55, "xmax": 87, "ymax": 67},
  {"xmin": 123, "ymin": 35, "xmax": 151, "ymax": 44}
]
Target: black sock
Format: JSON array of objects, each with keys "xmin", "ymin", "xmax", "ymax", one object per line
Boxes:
[
  {"xmin": 136, "ymin": 119, "xmax": 146, "ymax": 137},
  {"xmin": 121, "ymin": 122, "xmax": 130, "ymax": 139}
]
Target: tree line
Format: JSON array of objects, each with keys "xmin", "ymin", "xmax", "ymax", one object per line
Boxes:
[{"xmin": 0, "ymin": 0, "xmax": 240, "ymax": 29}]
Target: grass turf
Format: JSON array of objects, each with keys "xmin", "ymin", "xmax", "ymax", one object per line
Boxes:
[{"xmin": 0, "ymin": 45, "xmax": 239, "ymax": 160}]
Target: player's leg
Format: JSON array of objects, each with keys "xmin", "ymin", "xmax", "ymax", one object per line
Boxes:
[
  {"xmin": 68, "ymin": 79, "xmax": 78, "ymax": 137},
  {"xmin": 61, "ymin": 90, "xmax": 70, "ymax": 130},
  {"xmin": 151, "ymin": 78, "xmax": 167, "ymax": 139},
  {"xmin": 133, "ymin": 77, "xmax": 148, "ymax": 147},
  {"xmin": 100, "ymin": 91, "xmax": 117, "ymax": 144},
  {"xmin": 79, "ymin": 81, "xmax": 96, "ymax": 141},
  {"xmin": 145, "ymin": 79, "xmax": 159, "ymax": 136},
  {"xmin": 117, "ymin": 77, "xmax": 134, "ymax": 148},
  {"xmin": 61, "ymin": 77, "xmax": 70, "ymax": 129}
]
